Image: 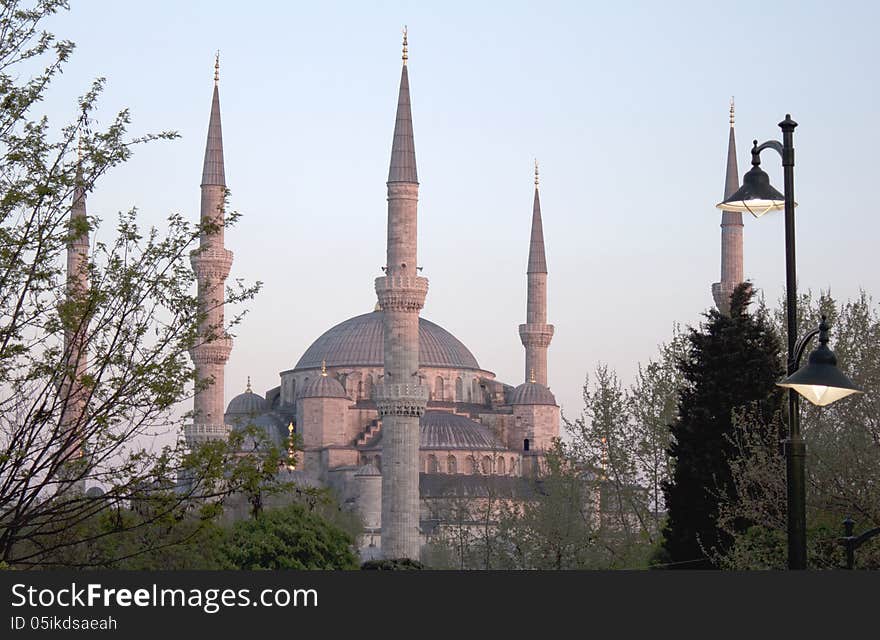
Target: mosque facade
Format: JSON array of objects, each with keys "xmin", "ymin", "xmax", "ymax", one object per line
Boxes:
[
  {"xmin": 183, "ymin": 37, "xmax": 560, "ymax": 559},
  {"xmin": 178, "ymin": 38, "xmax": 742, "ymax": 560}
]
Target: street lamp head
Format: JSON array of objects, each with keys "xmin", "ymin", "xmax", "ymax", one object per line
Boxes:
[
  {"xmin": 778, "ymin": 315, "xmax": 863, "ymax": 406},
  {"xmin": 716, "ymin": 140, "xmax": 786, "ymax": 217}
]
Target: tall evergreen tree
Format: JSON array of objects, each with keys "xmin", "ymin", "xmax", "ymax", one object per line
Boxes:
[{"xmin": 659, "ymin": 283, "xmax": 784, "ymax": 568}]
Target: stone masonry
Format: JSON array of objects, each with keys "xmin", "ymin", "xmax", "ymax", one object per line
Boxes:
[
  {"xmin": 375, "ymin": 31, "xmax": 429, "ymax": 560},
  {"xmin": 518, "ymin": 164, "xmax": 554, "ymax": 386},
  {"xmin": 712, "ymin": 99, "xmax": 743, "ymax": 314},
  {"xmin": 187, "ymin": 56, "xmax": 233, "ymax": 446}
]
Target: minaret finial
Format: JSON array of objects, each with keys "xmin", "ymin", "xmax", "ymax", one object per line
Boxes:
[
  {"xmin": 529, "ymin": 368, "xmax": 536, "ymax": 384},
  {"xmin": 402, "ymin": 25, "xmax": 408, "ymax": 65},
  {"xmin": 321, "ymin": 359, "xmax": 327, "ymax": 376},
  {"xmin": 246, "ymin": 376, "xmax": 252, "ymax": 393},
  {"xmin": 729, "ymin": 96, "xmax": 735, "ymax": 127},
  {"xmin": 214, "ymin": 51, "xmax": 220, "ymax": 86},
  {"xmin": 534, "ymin": 159, "xmax": 539, "ymax": 188}
]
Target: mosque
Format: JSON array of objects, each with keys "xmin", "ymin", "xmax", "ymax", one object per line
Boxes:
[{"xmin": 175, "ymin": 34, "xmax": 743, "ymax": 559}]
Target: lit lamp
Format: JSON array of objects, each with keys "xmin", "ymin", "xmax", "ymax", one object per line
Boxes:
[
  {"xmin": 777, "ymin": 315, "xmax": 862, "ymax": 407},
  {"xmin": 717, "ymin": 114, "xmax": 863, "ymax": 569}
]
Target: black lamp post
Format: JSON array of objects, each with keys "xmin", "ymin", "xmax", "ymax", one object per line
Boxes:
[{"xmin": 717, "ymin": 114, "xmax": 862, "ymax": 570}]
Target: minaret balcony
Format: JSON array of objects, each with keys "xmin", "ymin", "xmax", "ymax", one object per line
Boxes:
[
  {"xmin": 375, "ymin": 275, "xmax": 429, "ymax": 312},
  {"xmin": 373, "ymin": 382, "xmax": 428, "ymax": 417},
  {"xmin": 190, "ymin": 248, "xmax": 233, "ymax": 281},
  {"xmin": 518, "ymin": 323, "xmax": 555, "ymax": 347},
  {"xmin": 189, "ymin": 334, "xmax": 233, "ymax": 365}
]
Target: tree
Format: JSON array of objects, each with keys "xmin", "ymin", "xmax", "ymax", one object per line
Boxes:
[
  {"xmin": 0, "ymin": 1, "xmax": 264, "ymax": 566},
  {"xmin": 659, "ymin": 283, "xmax": 784, "ymax": 569},
  {"xmin": 716, "ymin": 290, "xmax": 880, "ymax": 569},
  {"xmin": 219, "ymin": 503, "xmax": 359, "ymax": 570}
]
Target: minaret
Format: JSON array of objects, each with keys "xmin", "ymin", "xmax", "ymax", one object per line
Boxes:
[
  {"xmin": 711, "ymin": 98, "xmax": 743, "ymax": 314},
  {"xmin": 60, "ymin": 140, "xmax": 90, "ymax": 466},
  {"xmin": 374, "ymin": 28, "xmax": 429, "ymax": 560},
  {"xmin": 518, "ymin": 161, "xmax": 554, "ymax": 386},
  {"xmin": 187, "ymin": 53, "xmax": 233, "ymax": 445}
]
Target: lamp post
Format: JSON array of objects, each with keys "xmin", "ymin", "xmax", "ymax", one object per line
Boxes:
[{"xmin": 717, "ymin": 114, "xmax": 862, "ymax": 570}]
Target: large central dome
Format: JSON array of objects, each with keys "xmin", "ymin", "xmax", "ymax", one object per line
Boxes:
[{"xmin": 294, "ymin": 311, "xmax": 481, "ymax": 371}]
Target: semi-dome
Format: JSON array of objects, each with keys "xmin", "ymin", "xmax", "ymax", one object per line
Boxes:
[
  {"xmin": 293, "ymin": 310, "xmax": 481, "ymax": 371},
  {"xmin": 225, "ymin": 386, "xmax": 269, "ymax": 417},
  {"xmin": 420, "ymin": 411, "xmax": 506, "ymax": 450},
  {"xmin": 362, "ymin": 411, "xmax": 505, "ymax": 451},
  {"xmin": 301, "ymin": 373, "xmax": 349, "ymax": 399},
  {"xmin": 510, "ymin": 382, "xmax": 557, "ymax": 406}
]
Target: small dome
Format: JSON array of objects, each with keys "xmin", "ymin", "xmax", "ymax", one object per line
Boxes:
[
  {"xmin": 355, "ymin": 463, "xmax": 381, "ymax": 477},
  {"xmin": 226, "ymin": 385, "xmax": 269, "ymax": 417},
  {"xmin": 233, "ymin": 412, "xmax": 287, "ymax": 447},
  {"xmin": 301, "ymin": 374, "xmax": 349, "ymax": 399},
  {"xmin": 510, "ymin": 382, "xmax": 557, "ymax": 406}
]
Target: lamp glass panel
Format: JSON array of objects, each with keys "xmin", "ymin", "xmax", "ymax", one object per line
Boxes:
[
  {"xmin": 717, "ymin": 198, "xmax": 784, "ymax": 217},
  {"xmin": 780, "ymin": 382, "xmax": 862, "ymax": 407}
]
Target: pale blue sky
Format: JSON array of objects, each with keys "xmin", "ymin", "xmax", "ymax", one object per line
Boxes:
[{"xmin": 44, "ymin": 1, "xmax": 880, "ymax": 418}]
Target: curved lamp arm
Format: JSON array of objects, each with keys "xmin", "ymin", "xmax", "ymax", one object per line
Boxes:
[
  {"xmin": 754, "ymin": 139, "xmax": 784, "ymax": 159},
  {"xmin": 790, "ymin": 326, "xmax": 820, "ymax": 372}
]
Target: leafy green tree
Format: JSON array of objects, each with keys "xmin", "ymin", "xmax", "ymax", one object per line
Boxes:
[
  {"xmin": 0, "ymin": 1, "xmax": 261, "ymax": 567},
  {"xmin": 219, "ymin": 503, "xmax": 359, "ymax": 570},
  {"xmin": 660, "ymin": 283, "xmax": 784, "ymax": 569}
]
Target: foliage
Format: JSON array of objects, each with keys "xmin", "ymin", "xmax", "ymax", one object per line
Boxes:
[
  {"xmin": 0, "ymin": 0, "xmax": 264, "ymax": 566},
  {"xmin": 660, "ymin": 283, "xmax": 784, "ymax": 569},
  {"xmin": 219, "ymin": 503, "xmax": 359, "ymax": 570},
  {"xmin": 361, "ymin": 558, "xmax": 425, "ymax": 570},
  {"xmin": 716, "ymin": 290, "xmax": 880, "ymax": 569}
]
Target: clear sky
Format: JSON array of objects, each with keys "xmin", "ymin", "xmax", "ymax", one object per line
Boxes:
[{"xmin": 43, "ymin": 1, "xmax": 880, "ymax": 419}]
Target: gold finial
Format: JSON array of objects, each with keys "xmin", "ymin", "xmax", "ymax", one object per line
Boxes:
[
  {"xmin": 402, "ymin": 25, "xmax": 408, "ymax": 64},
  {"xmin": 529, "ymin": 368, "xmax": 536, "ymax": 384},
  {"xmin": 246, "ymin": 376, "xmax": 252, "ymax": 393},
  {"xmin": 729, "ymin": 96, "xmax": 735, "ymax": 127},
  {"xmin": 288, "ymin": 421, "xmax": 294, "ymax": 436},
  {"xmin": 534, "ymin": 159, "xmax": 539, "ymax": 188},
  {"xmin": 214, "ymin": 50, "xmax": 220, "ymax": 85},
  {"xmin": 321, "ymin": 359, "xmax": 327, "ymax": 376}
]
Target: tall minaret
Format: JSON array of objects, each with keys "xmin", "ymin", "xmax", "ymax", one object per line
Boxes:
[
  {"xmin": 374, "ymin": 28, "xmax": 429, "ymax": 560},
  {"xmin": 59, "ymin": 141, "xmax": 90, "ymax": 466},
  {"xmin": 711, "ymin": 98, "xmax": 743, "ymax": 314},
  {"xmin": 188, "ymin": 54, "xmax": 233, "ymax": 445},
  {"xmin": 518, "ymin": 161, "xmax": 554, "ymax": 385}
]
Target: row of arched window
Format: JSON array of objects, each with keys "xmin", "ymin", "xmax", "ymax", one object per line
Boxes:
[
  {"xmin": 424, "ymin": 454, "xmax": 517, "ymax": 476},
  {"xmin": 431, "ymin": 376, "xmax": 484, "ymax": 403}
]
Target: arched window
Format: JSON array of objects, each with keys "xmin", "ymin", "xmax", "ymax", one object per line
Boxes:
[
  {"xmin": 365, "ymin": 374, "xmax": 373, "ymax": 400},
  {"xmin": 427, "ymin": 454, "xmax": 439, "ymax": 474},
  {"xmin": 434, "ymin": 376, "xmax": 444, "ymax": 401},
  {"xmin": 497, "ymin": 457, "xmax": 506, "ymax": 475},
  {"xmin": 447, "ymin": 455, "xmax": 457, "ymax": 474},
  {"xmin": 472, "ymin": 379, "xmax": 481, "ymax": 404},
  {"xmin": 455, "ymin": 377, "xmax": 463, "ymax": 402},
  {"xmin": 524, "ymin": 438, "xmax": 530, "ymax": 452},
  {"xmin": 482, "ymin": 456, "xmax": 492, "ymax": 474},
  {"xmin": 357, "ymin": 381, "xmax": 364, "ymax": 400},
  {"xmin": 510, "ymin": 457, "xmax": 516, "ymax": 475},
  {"xmin": 467, "ymin": 456, "xmax": 477, "ymax": 474}
]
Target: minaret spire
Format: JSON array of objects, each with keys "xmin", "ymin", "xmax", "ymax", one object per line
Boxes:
[
  {"xmin": 187, "ymin": 55, "xmax": 233, "ymax": 446},
  {"xmin": 60, "ymin": 143, "xmax": 91, "ymax": 471},
  {"xmin": 375, "ymin": 30, "xmax": 429, "ymax": 561},
  {"xmin": 712, "ymin": 97, "xmax": 744, "ymax": 314},
  {"xmin": 519, "ymin": 162, "xmax": 554, "ymax": 386},
  {"xmin": 387, "ymin": 29, "xmax": 417, "ymax": 185}
]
